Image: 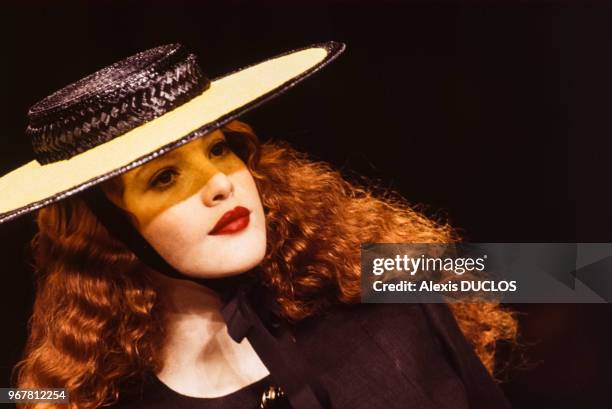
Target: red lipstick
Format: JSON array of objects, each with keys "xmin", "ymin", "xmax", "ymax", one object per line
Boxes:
[{"xmin": 209, "ymin": 206, "xmax": 250, "ymax": 235}]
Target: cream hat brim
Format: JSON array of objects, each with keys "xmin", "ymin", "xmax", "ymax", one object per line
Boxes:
[{"xmin": 0, "ymin": 42, "xmax": 345, "ymax": 224}]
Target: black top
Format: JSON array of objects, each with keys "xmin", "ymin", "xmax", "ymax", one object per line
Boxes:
[
  {"xmin": 108, "ymin": 302, "xmax": 512, "ymax": 409},
  {"xmin": 112, "ymin": 372, "xmax": 289, "ymax": 409}
]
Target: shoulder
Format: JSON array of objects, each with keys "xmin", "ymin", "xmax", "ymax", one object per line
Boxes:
[
  {"xmin": 290, "ymin": 303, "xmax": 470, "ymax": 408},
  {"xmin": 295, "ymin": 302, "xmax": 447, "ymax": 353},
  {"xmin": 292, "ymin": 302, "xmax": 512, "ymax": 409},
  {"xmin": 303, "ymin": 302, "xmax": 465, "ymax": 381}
]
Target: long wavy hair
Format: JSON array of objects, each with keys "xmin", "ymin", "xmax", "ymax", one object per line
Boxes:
[{"xmin": 14, "ymin": 120, "xmax": 518, "ymax": 409}]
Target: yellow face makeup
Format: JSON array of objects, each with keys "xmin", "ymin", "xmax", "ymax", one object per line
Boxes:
[{"xmin": 104, "ymin": 129, "xmax": 246, "ymax": 229}]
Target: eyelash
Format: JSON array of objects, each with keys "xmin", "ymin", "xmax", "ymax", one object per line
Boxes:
[
  {"xmin": 150, "ymin": 168, "xmax": 178, "ymax": 190},
  {"xmin": 209, "ymin": 140, "xmax": 230, "ymax": 157},
  {"xmin": 148, "ymin": 140, "xmax": 230, "ymax": 190}
]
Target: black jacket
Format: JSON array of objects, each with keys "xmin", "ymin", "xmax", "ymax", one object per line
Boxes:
[
  {"xmin": 111, "ymin": 300, "xmax": 512, "ymax": 409},
  {"xmin": 287, "ymin": 301, "xmax": 510, "ymax": 409}
]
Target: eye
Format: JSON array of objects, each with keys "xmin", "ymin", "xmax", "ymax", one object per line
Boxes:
[
  {"xmin": 149, "ymin": 168, "xmax": 178, "ymax": 190},
  {"xmin": 209, "ymin": 140, "xmax": 230, "ymax": 158}
]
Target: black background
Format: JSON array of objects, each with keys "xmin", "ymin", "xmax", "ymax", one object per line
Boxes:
[{"xmin": 1, "ymin": 2, "xmax": 611, "ymax": 408}]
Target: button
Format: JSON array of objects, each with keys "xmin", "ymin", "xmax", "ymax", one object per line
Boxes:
[{"xmin": 259, "ymin": 385, "xmax": 286, "ymax": 408}]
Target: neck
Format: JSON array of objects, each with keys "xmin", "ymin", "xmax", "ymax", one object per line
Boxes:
[
  {"xmin": 146, "ymin": 269, "xmax": 269, "ymax": 397},
  {"xmin": 152, "ymin": 269, "xmax": 225, "ymax": 315}
]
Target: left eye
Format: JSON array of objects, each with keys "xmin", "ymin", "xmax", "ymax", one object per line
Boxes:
[{"xmin": 210, "ymin": 140, "xmax": 230, "ymax": 157}]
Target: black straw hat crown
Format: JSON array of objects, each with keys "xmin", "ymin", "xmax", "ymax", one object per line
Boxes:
[{"xmin": 26, "ymin": 43, "xmax": 210, "ymax": 165}]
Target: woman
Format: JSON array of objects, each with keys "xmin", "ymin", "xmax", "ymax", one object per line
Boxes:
[{"xmin": 2, "ymin": 42, "xmax": 517, "ymax": 408}]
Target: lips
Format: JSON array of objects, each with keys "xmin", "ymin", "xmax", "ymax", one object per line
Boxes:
[{"xmin": 209, "ymin": 206, "xmax": 250, "ymax": 235}]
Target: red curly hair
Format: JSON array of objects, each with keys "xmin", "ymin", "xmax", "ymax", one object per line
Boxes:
[{"xmin": 14, "ymin": 120, "xmax": 518, "ymax": 409}]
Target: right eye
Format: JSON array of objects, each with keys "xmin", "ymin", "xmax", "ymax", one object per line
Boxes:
[{"xmin": 149, "ymin": 168, "xmax": 178, "ymax": 190}]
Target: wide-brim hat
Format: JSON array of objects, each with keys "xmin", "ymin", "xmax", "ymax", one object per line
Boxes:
[{"xmin": 0, "ymin": 41, "xmax": 345, "ymax": 224}]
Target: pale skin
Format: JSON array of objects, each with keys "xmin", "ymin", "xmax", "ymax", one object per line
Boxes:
[{"xmin": 102, "ymin": 130, "xmax": 270, "ymax": 397}]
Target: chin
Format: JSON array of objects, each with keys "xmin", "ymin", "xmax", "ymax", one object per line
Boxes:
[
  {"xmin": 215, "ymin": 255, "xmax": 264, "ymax": 276},
  {"xmin": 180, "ymin": 242, "xmax": 267, "ymax": 279},
  {"xmin": 185, "ymin": 262, "xmax": 262, "ymax": 279}
]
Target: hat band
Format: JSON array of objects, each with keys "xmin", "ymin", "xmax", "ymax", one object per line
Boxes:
[{"xmin": 27, "ymin": 53, "xmax": 210, "ymax": 165}]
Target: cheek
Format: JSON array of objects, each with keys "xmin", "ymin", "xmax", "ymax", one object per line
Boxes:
[{"xmin": 140, "ymin": 203, "xmax": 203, "ymax": 253}]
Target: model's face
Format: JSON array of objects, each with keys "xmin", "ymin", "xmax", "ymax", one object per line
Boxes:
[{"xmin": 102, "ymin": 130, "xmax": 267, "ymax": 278}]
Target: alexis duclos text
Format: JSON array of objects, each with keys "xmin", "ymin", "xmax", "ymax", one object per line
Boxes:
[{"xmin": 370, "ymin": 254, "xmax": 518, "ymax": 293}]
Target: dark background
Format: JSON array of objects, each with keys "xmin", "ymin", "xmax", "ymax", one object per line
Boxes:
[{"xmin": 1, "ymin": 2, "xmax": 611, "ymax": 408}]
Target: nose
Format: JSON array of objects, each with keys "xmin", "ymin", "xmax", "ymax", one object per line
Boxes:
[{"xmin": 200, "ymin": 172, "xmax": 234, "ymax": 206}]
